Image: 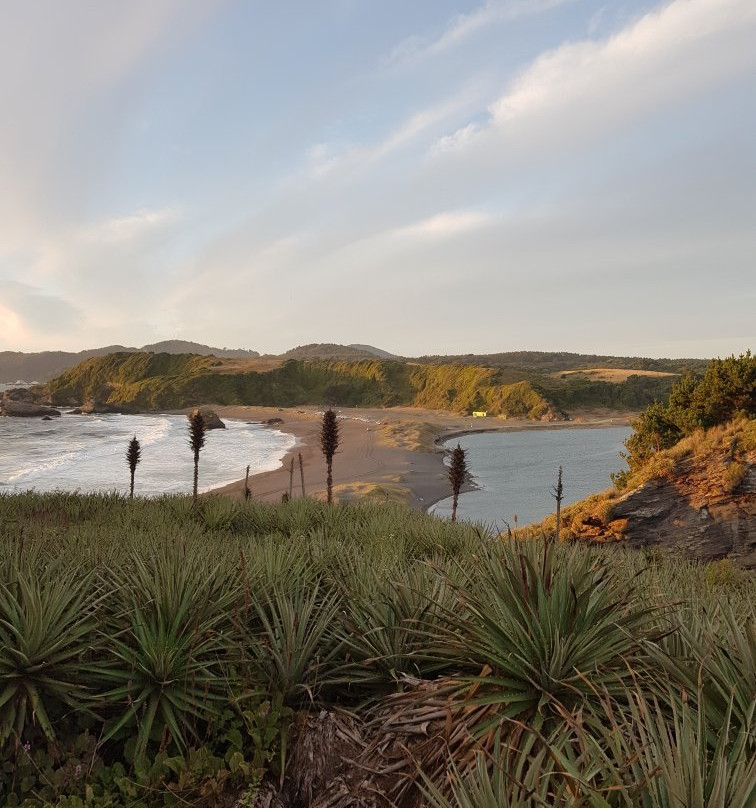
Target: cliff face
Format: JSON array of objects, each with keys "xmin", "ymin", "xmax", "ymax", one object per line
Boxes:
[
  {"xmin": 561, "ymin": 420, "xmax": 755, "ymax": 568},
  {"xmin": 606, "ymin": 462, "xmax": 755, "ymax": 567}
]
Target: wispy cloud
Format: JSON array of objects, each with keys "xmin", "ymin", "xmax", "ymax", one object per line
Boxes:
[
  {"xmin": 393, "ymin": 211, "xmax": 494, "ymax": 240},
  {"xmin": 82, "ymin": 208, "xmax": 182, "ymax": 244},
  {"xmin": 385, "ymin": 0, "xmax": 583, "ymax": 66}
]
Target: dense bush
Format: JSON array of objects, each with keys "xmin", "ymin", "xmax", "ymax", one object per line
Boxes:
[{"xmin": 617, "ymin": 352, "xmax": 755, "ymax": 481}]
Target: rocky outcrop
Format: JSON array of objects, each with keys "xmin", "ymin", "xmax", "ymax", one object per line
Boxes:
[
  {"xmin": 1, "ymin": 396, "xmax": 61, "ymax": 418},
  {"xmin": 565, "ymin": 432, "xmax": 755, "ymax": 568},
  {"xmin": 608, "ymin": 470, "xmax": 755, "ymax": 567},
  {"xmin": 189, "ymin": 407, "xmax": 226, "ymax": 429}
]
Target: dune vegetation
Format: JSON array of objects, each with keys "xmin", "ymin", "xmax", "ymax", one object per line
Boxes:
[{"xmin": 0, "ymin": 492, "xmax": 753, "ymax": 807}]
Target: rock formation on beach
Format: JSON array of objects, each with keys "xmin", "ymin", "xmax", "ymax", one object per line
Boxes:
[
  {"xmin": 189, "ymin": 406, "xmax": 226, "ymax": 429},
  {"xmin": 1, "ymin": 389, "xmax": 61, "ymax": 418}
]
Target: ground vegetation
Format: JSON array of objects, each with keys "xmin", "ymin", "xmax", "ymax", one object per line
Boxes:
[{"xmin": 0, "ymin": 493, "xmax": 752, "ymax": 806}]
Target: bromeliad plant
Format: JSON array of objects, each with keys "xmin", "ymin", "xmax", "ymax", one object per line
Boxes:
[
  {"xmin": 97, "ymin": 546, "xmax": 243, "ymax": 765},
  {"xmin": 382, "ymin": 538, "xmax": 665, "ymax": 784},
  {"xmin": 452, "ymin": 539, "xmax": 662, "ymax": 726},
  {"xmin": 0, "ymin": 561, "xmax": 99, "ymax": 748}
]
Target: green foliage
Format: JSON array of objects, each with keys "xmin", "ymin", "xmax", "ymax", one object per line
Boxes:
[
  {"xmin": 0, "ymin": 562, "xmax": 98, "ymax": 746},
  {"xmin": 0, "ymin": 492, "xmax": 753, "ymax": 806},
  {"xmin": 618, "ymin": 352, "xmax": 755, "ymax": 483},
  {"xmin": 443, "ymin": 541, "xmax": 660, "ymax": 727}
]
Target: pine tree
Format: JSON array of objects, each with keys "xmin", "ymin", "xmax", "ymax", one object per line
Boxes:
[
  {"xmin": 126, "ymin": 436, "xmax": 141, "ymax": 499},
  {"xmin": 188, "ymin": 411, "xmax": 207, "ymax": 502},
  {"xmin": 448, "ymin": 443, "xmax": 467, "ymax": 523},
  {"xmin": 320, "ymin": 409, "xmax": 340, "ymax": 505}
]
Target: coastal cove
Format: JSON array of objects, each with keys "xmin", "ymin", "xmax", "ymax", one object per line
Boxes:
[
  {"xmin": 1, "ymin": 404, "xmax": 634, "ymax": 518},
  {"xmin": 210, "ymin": 406, "xmax": 634, "ymax": 519}
]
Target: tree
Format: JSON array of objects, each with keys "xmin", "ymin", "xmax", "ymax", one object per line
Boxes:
[
  {"xmin": 448, "ymin": 443, "xmax": 467, "ymax": 523},
  {"xmin": 188, "ymin": 411, "xmax": 207, "ymax": 503},
  {"xmin": 615, "ymin": 352, "xmax": 755, "ymax": 487},
  {"xmin": 126, "ymin": 436, "xmax": 141, "ymax": 499},
  {"xmin": 320, "ymin": 409, "xmax": 340, "ymax": 505}
]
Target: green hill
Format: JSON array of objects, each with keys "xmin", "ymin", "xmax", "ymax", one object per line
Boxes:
[{"xmin": 44, "ymin": 353, "xmax": 559, "ymax": 419}]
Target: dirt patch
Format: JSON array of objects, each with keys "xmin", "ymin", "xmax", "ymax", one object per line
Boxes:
[{"xmin": 554, "ymin": 368, "xmax": 678, "ymax": 383}]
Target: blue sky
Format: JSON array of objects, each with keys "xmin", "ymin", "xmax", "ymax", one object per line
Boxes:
[{"xmin": 1, "ymin": 0, "xmax": 754, "ymax": 358}]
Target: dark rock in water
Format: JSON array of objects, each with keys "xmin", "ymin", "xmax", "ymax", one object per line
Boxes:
[
  {"xmin": 68, "ymin": 408, "xmax": 83, "ymax": 415},
  {"xmin": 189, "ymin": 407, "xmax": 225, "ymax": 429},
  {"xmin": 266, "ymin": 417, "xmax": 284, "ymax": 425},
  {"xmin": 42, "ymin": 415, "xmax": 53, "ymax": 421},
  {"xmin": 1, "ymin": 397, "xmax": 62, "ymax": 417}
]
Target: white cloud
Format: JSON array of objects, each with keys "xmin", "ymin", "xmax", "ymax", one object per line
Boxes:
[{"xmin": 434, "ymin": 0, "xmax": 756, "ymax": 157}]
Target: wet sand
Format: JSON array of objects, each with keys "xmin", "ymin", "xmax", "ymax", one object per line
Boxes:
[{"xmin": 209, "ymin": 406, "xmax": 633, "ymax": 510}]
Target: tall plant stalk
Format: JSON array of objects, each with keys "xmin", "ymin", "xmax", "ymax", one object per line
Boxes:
[
  {"xmin": 552, "ymin": 465, "xmax": 564, "ymax": 545},
  {"xmin": 188, "ymin": 411, "xmax": 207, "ymax": 502},
  {"xmin": 126, "ymin": 436, "xmax": 141, "ymax": 499},
  {"xmin": 320, "ymin": 409, "xmax": 340, "ymax": 505},
  {"xmin": 448, "ymin": 443, "xmax": 467, "ymax": 523}
]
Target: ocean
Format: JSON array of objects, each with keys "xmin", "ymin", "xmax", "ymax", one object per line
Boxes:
[
  {"xmin": 430, "ymin": 426, "xmax": 632, "ymax": 527},
  {"xmin": 0, "ymin": 411, "xmax": 296, "ymax": 497}
]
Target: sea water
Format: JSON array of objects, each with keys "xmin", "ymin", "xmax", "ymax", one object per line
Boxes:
[
  {"xmin": 0, "ymin": 412, "xmax": 295, "ymax": 496},
  {"xmin": 430, "ymin": 426, "xmax": 632, "ymax": 527}
]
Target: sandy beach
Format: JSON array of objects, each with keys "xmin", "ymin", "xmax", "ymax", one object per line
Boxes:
[{"xmin": 209, "ymin": 406, "xmax": 634, "ymax": 510}]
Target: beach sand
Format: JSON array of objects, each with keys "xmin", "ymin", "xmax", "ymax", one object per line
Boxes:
[{"xmin": 209, "ymin": 406, "xmax": 634, "ymax": 510}]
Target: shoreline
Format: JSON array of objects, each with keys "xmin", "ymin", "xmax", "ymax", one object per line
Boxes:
[{"xmin": 208, "ymin": 406, "xmax": 634, "ymax": 511}]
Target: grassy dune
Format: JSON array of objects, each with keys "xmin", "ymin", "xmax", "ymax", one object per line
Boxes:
[{"xmin": 0, "ymin": 492, "xmax": 753, "ymax": 807}]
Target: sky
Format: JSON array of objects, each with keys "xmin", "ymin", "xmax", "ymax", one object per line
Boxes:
[{"xmin": 0, "ymin": 0, "xmax": 754, "ymax": 359}]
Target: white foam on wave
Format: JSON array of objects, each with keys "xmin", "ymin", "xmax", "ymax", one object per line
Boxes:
[{"xmin": 0, "ymin": 413, "xmax": 295, "ymax": 496}]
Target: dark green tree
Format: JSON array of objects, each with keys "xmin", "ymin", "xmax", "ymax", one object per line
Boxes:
[
  {"xmin": 448, "ymin": 443, "xmax": 467, "ymax": 523},
  {"xmin": 188, "ymin": 411, "xmax": 207, "ymax": 503},
  {"xmin": 616, "ymin": 352, "xmax": 755, "ymax": 486},
  {"xmin": 126, "ymin": 436, "xmax": 141, "ymax": 499},
  {"xmin": 320, "ymin": 409, "xmax": 340, "ymax": 505}
]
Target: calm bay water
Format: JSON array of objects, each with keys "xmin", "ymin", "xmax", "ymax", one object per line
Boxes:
[
  {"xmin": 0, "ymin": 412, "xmax": 295, "ymax": 496},
  {"xmin": 430, "ymin": 426, "xmax": 631, "ymax": 527}
]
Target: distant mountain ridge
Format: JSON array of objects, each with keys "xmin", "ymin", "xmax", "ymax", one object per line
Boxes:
[{"xmin": 0, "ymin": 341, "xmax": 260, "ymax": 383}]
